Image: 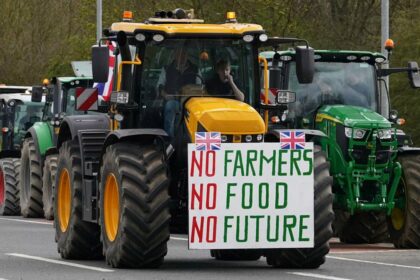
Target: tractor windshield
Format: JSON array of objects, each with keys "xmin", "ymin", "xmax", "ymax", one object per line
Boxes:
[
  {"xmin": 14, "ymin": 102, "xmax": 44, "ymax": 144},
  {"xmin": 135, "ymin": 38, "xmax": 256, "ymax": 128},
  {"xmin": 287, "ymin": 62, "xmax": 377, "ymax": 118}
]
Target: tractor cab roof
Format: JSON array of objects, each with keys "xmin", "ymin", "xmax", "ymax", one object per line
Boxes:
[
  {"xmin": 110, "ymin": 22, "xmax": 264, "ymax": 37},
  {"xmin": 56, "ymin": 76, "xmax": 92, "ymax": 84}
]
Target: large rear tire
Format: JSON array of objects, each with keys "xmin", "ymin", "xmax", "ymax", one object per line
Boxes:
[
  {"xmin": 0, "ymin": 158, "xmax": 21, "ymax": 215},
  {"xmin": 265, "ymin": 146, "xmax": 334, "ymax": 268},
  {"xmin": 388, "ymin": 153, "xmax": 420, "ymax": 248},
  {"xmin": 43, "ymin": 154, "xmax": 58, "ymax": 220},
  {"xmin": 99, "ymin": 142, "xmax": 170, "ymax": 268},
  {"xmin": 335, "ymin": 211, "xmax": 389, "ymax": 244},
  {"xmin": 20, "ymin": 138, "xmax": 44, "ymax": 217},
  {"xmin": 54, "ymin": 139, "xmax": 102, "ymax": 259}
]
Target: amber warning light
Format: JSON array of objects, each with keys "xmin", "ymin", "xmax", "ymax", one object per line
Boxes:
[{"xmin": 123, "ymin": 11, "xmax": 133, "ymax": 21}]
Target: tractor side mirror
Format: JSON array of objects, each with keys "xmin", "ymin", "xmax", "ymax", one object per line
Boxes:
[
  {"xmin": 295, "ymin": 46, "xmax": 314, "ymax": 84},
  {"xmin": 92, "ymin": 46, "xmax": 109, "ymax": 83},
  {"xmin": 408, "ymin": 61, "xmax": 420, "ymax": 88},
  {"xmin": 269, "ymin": 53, "xmax": 282, "ymax": 89},
  {"xmin": 31, "ymin": 86, "xmax": 43, "ymax": 102}
]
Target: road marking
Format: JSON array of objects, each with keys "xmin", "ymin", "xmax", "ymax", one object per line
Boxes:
[
  {"xmin": 6, "ymin": 253, "xmax": 114, "ymax": 272},
  {"xmin": 331, "ymin": 249, "xmax": 412, "ymax": 254},
  {"xmin": 0, "ymin": 217, "xmax": 52, "ymax": 225},
  {"xmin": 288, "ymin": 272, "xmax": 353, "ymax": 280},
  {"xmin": 0, "ymin": 278, "xmax": 10, "ymax": 280},
  {"xmin": 171, "ymin": 236, "xmax": 188, "ymax": 241},
  {"xmin": 328, "ymin": 255, "xmax": 420, "ymax": 270}
]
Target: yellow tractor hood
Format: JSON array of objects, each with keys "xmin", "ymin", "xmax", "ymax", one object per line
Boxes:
[{"xmin": 185, "ymin": 97, "xmax": 265, "ymax": 134}]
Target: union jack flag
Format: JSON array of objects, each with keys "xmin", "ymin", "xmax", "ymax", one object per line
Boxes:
[
  {"xmin": 280, "ymin": 131, "xmax": 306, "ymax": 150},
  {"xmin": 195, "ymin": 132, "xmax": 221, "ymax": 151},
  {"xmin": 93, "ymin": 41, "xmax": 116, "ymax": 102}
]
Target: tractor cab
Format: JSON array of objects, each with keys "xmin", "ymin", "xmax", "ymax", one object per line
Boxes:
[
  {"xmin": 91, "ymin": 10, "xmax": 314, "ymax": 143},
  {"xmin": 0, "ymin": 91, "xmax": 44, "ymax": 155}
]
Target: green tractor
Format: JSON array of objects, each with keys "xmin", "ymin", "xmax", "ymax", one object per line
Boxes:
[
  {"xmin": 20, "ymin": 75, "xmax": 93, "ymax": 219},
  {"xmin": 0, "ymin": 87, "xmax": 44, "ymax": 215},
  {"xmin": 261, "ymin": 44, "xmax": 420, "ymax": 246}
]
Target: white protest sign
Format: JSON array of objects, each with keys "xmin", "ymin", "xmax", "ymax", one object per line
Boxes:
[{"xmin": 188, "ymin": 142, "xmax": 314, "ymax": 249}]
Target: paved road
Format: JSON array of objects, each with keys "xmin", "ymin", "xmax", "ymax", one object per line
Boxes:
[{"xmin": 1, "ymin": 217, "xmax": 420, "ymax": 280}]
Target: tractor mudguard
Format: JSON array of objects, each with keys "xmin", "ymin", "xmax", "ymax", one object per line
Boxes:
[
  {"xmin": 45, "ymin": 147, "xmax": 58, "ymax": 157},
  {"xmin": 57, "ymin": 114, "xmax": 110, "ymax": 149},
  {"xmin": 25, "ymin": 122, "xmax": 54, "ymax": 165},
  {"xmin": 102, "ymin": 128, "xmax": 168, "ymax": 151},
  {"xmin": 0, "ymin": 150, "xmax": 20, "ymax": 159}
]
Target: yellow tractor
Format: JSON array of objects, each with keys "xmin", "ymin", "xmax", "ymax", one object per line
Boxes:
[{"xmin": 53, "ymin": 9, "xmax": 333, "ymax": 268}]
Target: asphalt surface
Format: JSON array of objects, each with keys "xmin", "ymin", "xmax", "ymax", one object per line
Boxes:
[{"xmin": 1, "ymin": 217, "xmax": 420, "ymax": 280}]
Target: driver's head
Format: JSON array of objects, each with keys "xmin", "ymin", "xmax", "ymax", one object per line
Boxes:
[
  {"xmin": 345, "ymin": 69, "xmax": 363, "ymax": 86},
  {"xmin": 215, "ymin": 59, "xmax": 231, "ymax": 82}
]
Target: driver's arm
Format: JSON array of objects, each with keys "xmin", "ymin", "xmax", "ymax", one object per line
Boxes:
[{"xmin": 227, "ymin": 75, "xmax": 245, "ymax": 102}]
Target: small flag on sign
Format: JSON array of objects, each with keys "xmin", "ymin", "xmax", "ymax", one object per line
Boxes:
[
  {"xmin": 280, "ymin": 131, "xmax": 306, "ymax": 150},
  {"xmin": 195, "ymin": 132, "xmax": 221, "ymax": 151}
]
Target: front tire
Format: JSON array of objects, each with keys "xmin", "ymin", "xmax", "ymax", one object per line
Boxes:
[
  {"xmin": 99, "ymin": 142, "xmax": 170, "ymax": 268},
  {"xmin": 265, "ymin": 146, "xmax": 334, "ymax": 268},
  {"xmin": 388, "ymin": 153, "xmax": 420, "ymax": 248},
  {"xmin": 335, "ymin": 211, "xmax": 389, "ymax": 244},
  {"xmin": 43, "ymin": 154, "xmax": 58, "ymax": 220},
  {"xmin": 54, "ymin": 139, "xmax": 102, "ymax": 259},
  {"xmin": 0, "ymin": 158, "xmax": 21, "ymax": 215},
  {"xmin": 20, "ymin": 138, "xmax": 44, "ymax": 218}
]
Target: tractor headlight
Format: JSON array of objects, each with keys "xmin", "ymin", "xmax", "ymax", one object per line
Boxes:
[
  {"xmin": 345, "ymin": 127, "xmax": 366, "ymax": 139},
  {"xmin": 378, "ymin": 129, "xmax": 392, "ymax": 139}
]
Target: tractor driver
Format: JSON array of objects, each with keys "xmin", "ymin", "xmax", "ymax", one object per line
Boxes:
[
  {"xmin": 157, "ymin": 48, "xmax": 201, "ymax": 138},
  {"xmin": 205, "ymin": 59, "xmax": 245, "ymax": 101}
]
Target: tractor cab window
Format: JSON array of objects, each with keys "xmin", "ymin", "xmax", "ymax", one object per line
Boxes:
[
  {"xmin": 13, "ymin": 102, "xmax": 44, "ymax": 144},
  {"xmin": 64, "ymin": 88, "xmax": 77, "ymax": 115},
  {"xmin": 136, "ymin": 38, "xmax": 255, "ymax": 128},
  {"xmin": 287, "ymin": 62, "xmax": 377, "ymax": 120}
]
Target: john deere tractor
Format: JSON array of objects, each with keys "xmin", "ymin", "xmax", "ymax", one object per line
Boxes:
[
  {"xmin": 52, "ymin": 9, "xmax": 334, "ymax": 268},
  {"xmin": 0, "ymin": 88, "xmax": 44, "ymax": 215},
  {"xmin": 261, "ymin": 45, "xmax": 420, "ymax": 247},
  {"xmin": 20, "ymin": 75, "xmax": 93, "ymax": 219}
]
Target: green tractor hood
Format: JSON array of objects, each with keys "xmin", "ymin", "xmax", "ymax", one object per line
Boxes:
[{"xmin": 316, "ymin": 105, "xmax": 391, "ymax": 129}]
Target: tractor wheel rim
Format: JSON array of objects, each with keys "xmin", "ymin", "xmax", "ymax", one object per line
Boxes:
[
  {"xmin": 391, "ymin": 208, "xmax": 404, "ymax": 230},
  {"xmin": 0, "ymin": 170, "xmax": 4, "ymax": 205},
  {"xmin": 58, "ymin": 168, "xmax": 71, "ymax": 232},
  {"xmin": 104, "ymin": 173, "xmax": 119, "ymax": 242},
  {"xmin": 391, "ymin": 177, "xmax": 407, "ymax": 231}
]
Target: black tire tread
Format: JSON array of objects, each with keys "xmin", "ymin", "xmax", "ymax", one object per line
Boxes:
[
  {"xmin": 54, "ymin": 139, "xmax": 102, "ymax": 259},
  {"xmin": 100, "ymin": 142, "xmax": 170, "ymax": 268},
  {"xmin": 0, "ymin": 158, "xmax": 21, "ymax": 215},
  {"xmin": 336, "ymin": 211, "xmax": 389, "ymax": 244},
  {"xmin": 20, "ymin": 138, "xmax": 44, "ymax": 217},
  {"xmin": 42, "ymin": 154, "xmax": 58, "ymax": 220},
  {"xmin": 389, "ymin": 153, "xmax": 420, "ymax": 248},
  {"xmin": 265, "ymin": 146, "xmax": 334, "ymax": 268}
]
